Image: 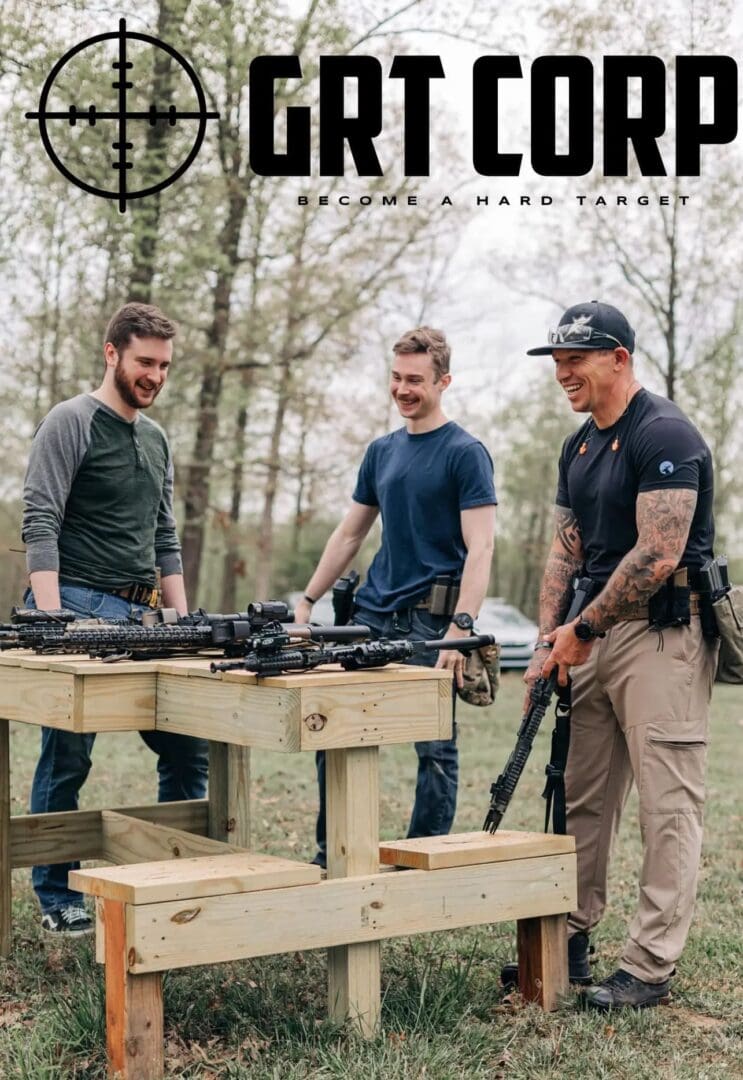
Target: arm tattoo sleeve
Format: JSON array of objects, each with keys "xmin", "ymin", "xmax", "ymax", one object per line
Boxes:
[
  {"xmin": 538, "ymin": 506, "xmax": 584, "ymax": 635},
  {"xmin": 584, "ymin": 487, "xmax": 698, "ymax": 632}
]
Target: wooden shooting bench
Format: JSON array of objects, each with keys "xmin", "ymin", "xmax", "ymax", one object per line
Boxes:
[{"xmin": 0, "ymin": 652, "xmax": 577, "ymax": 1080}]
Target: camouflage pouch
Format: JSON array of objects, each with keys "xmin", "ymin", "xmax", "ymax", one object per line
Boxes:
[
  {"xmin": 714, "ymin": 585, "xmax": 743, "ymax": 684},
  {"xmin": 457, "ymin": 642, "xmax": 501, "ymax": 707}
]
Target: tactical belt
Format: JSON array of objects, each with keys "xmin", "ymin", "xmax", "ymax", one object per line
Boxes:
[
  {"xmin": 618, "ymin": 592, "xmax": 702, "ymax": 621},
  {"xmin": 108, "ymin": 583, "xmax": 160, "ymax": 608}
]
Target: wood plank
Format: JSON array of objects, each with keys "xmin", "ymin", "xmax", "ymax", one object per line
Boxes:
[
  {"xmin": 9, "ymin": 799, "xmax": 209, "ymax": 869},
  {"xmin": 438, "ymin": 677, "xmax": 453, "ymax": 738},
  {"xmin": 104, "ymin": 898, "xmax": 163, "ymax": 1079},
  {"xmin": 379, "ymin": 830, "xmax": 576, "ymax": 870},
  {"xmin": 299, "ymin": 680, "xmax": 444, "ymax": 750},
  {"xmin": 208, "ymin": 743, "xmax": 250, "ymax": 847},
  {"xmin": 95, "ymin": 896, "xmax": 105, "ymax": 964},
  {"xmin": 100, "ymin": 810, "xmax": 243, "ymax": 865},
  {"xmin": 28, "ymin": 656, "xmax": 157, "ymax": 675},
  {"xmin": 153, "ymin": 658, "xmax": 222, "ymax": 679},
  {"xmin": 71, "ymin": 852, "xmax": 321, "ymax": 905},
  {"xmin": 0, "ymin": 661, "xmax": 155, "ymax": 732},
  {"xmin": 0, "ymin": 719, "xmax": 10, "ymax": 956},
  {"xmin": 517, "ymin": 913, "xmax": 569, "ymax": 1011},
  {"xmin": 0, "ymin": 654, "xmax": 27, "ymax": 667},
  {"xmin": 78, "ymin": 673, "xmax": 157, "ymax": 732},
  {"xmin": 0, "ymin": 666, "xmax": 75, "ymax": 728},
  {"xmin": 255, "ymin": 665, "xmax": 451, "ymax": 689},
  {"xmin": 126, "ymin": 854, "xmax": 577, "ymax": 973},
  {"xmin": 326, "ymin": 747, "xmax": 380, "ymax": 1037},
  {"xmin": 154, "ymin": 658, "xmax": 451, "ymax": 687},
  {"xmin": 155, "ymin": 674, "xmax": 301, "ymax": 750}
]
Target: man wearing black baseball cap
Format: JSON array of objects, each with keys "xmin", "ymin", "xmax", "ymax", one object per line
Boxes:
[{"xmin": 521, "ymin": 300, "xmax": 718, "ymax": 1009}]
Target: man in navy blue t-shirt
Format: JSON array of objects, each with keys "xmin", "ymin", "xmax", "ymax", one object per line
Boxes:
[{"xmin": 294, "ymin": 327, "xmax": 497, "ymax": 868}]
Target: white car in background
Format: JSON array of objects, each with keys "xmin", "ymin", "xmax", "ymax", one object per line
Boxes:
[{"xmin": 474, "ymin": 597, "xmax": 539, "ymax": 669}]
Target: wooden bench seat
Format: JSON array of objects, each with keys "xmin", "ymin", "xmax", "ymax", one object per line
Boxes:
[
  {"xmin": 68, "ymin": 848, "xmax": 321, "ymax": 1080},
  {"xmin": 379, "ymin": 830, "xmax": 576, "ymax": 870},
  {"xmin": 70, "ymin": 850, "xmax": 321, "ymax": 905}
]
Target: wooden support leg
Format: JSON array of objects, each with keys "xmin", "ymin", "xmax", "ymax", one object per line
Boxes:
[
  {"xmin": 104, "ymin": 899, "xmax": 163, "ymax": 1080},
  {"xmin": 517, "ymin": 912, "xmax": 568, "ymax": 1011},
  {"xmin": 0, "ymin": 719, "xmax": 10, "ymax": 956},
  {"xmin": 326, "ymin": 746, "xmax": 380, "ymax": 1037},
  {"xmin": 207, "ymin": 742, "xmax": 250, "ymax": 847}
]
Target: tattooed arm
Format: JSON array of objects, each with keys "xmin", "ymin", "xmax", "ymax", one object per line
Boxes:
[
  {"xmin": 522, "ymin": 506, "xmax": 584, "ymax": 700},
  {"xmin": 537, "ymin": 505, "xmax": 585, "ymax": 636},
  {"xmin": 582, "ymin": 487, "xmax": 697, "ymax": 634}
]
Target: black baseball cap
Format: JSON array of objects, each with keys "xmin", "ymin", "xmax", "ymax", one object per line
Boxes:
[{"xmin": 526, "ymin": 300, "xmax": 636, "ymax": 355}]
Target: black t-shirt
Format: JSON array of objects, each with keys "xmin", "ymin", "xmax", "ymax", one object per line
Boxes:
[{"xmin": 556, "ymin": 389, "xmax": 714, "ymax": 583}]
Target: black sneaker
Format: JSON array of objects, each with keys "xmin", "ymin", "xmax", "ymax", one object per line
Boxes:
[
  {"xmin": 40, "ymin": 904, "xmax": 94, "ymax": 937},
  {"xmin": 584, "ymin": 968, "xmax": 671, "ymax": 1011}
]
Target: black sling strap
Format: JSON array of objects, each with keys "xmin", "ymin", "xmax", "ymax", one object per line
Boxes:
[{"xmin": 542, "ymin": 679, "xmax": 572, "ymax": 834}]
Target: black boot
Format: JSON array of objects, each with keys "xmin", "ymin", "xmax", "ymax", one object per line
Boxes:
[
  {"xmin": 499, "ymin": 931, "xmax": 593, "ymax": 989},
  {"xmin": 567, "ymin": 930, "xmax": 593, "ymax": 986}
]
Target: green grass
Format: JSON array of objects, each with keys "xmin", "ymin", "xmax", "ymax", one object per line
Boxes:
[{"xmin": 1, "ymin": 674, "xmax": 741, "ymax": 1078}]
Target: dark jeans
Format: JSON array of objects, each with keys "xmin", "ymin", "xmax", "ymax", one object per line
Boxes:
[
  {"xmin": 26, "ymin": 584, "xmax": 209, "ymax": 912},
  {"xmin": 315, "ymin": 605, "xmax": 458, "ymax": 866}
]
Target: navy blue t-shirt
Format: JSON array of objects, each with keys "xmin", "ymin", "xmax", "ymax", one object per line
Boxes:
[
  {"xmin": 556, "ymin": 389, "xmax": 714, "ymax": 583},
  {"xmin": 353, "ymin": 421, "xmax": 497, "ymax": 614}
]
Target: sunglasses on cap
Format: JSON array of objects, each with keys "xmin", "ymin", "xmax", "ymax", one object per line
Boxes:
[{"xmin": 548, "ymin": 322, "xmax": 625, "ymax": 348}]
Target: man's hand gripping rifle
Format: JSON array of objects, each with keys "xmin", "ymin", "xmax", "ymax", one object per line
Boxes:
[
  {"xmin": 210, "ymin": 633, "xmax": 496, "ymax": 676},
  {"xmin": 0, "ymin": 602, "xmax": 371, "ymax": 661},
  {"xmin": 483, "ymin": 576, "xmax": 594, "ymax": 834}
]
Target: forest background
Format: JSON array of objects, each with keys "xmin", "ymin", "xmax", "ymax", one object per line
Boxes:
[{"xmin": 0, "ymin": 0, "xmax": 741, "ymax": 617}]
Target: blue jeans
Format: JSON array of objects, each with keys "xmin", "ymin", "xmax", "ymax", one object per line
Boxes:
[
  {"xmin": 26, "ymin": 584, "xmax": 209, "ymax": 912},
  {"xmin": 315, "ymin": 605, "xmax": 458, "ymax": 866}
]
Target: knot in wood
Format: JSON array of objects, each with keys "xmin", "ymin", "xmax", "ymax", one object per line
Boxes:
[
  {"xmin": 304, "ymin": 712, "xmax": 327, "ymax": 731},
  {"xmin": 171, "ymin": 907, "xmax": 201, "ymax": 924}
]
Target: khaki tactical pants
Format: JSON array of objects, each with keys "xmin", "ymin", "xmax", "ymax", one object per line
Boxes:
[{"xmin": 566, "ymin": 617, "xmax": 718, "ymax": 983}]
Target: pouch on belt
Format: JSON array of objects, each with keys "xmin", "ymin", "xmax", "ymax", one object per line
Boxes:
[{"xmin": 714, "ymin": 585, "xmax": 743, "ymax": 684}]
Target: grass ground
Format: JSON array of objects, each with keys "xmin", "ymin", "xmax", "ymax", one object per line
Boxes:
[{"xmin": 0, "ymin": 673, "xmax": 740, "ymax": 1078}]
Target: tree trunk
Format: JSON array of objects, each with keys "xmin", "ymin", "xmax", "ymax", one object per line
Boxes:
[
  {"xmin": 219, "ymin": 401, "xmax": 248, "ymax": 612},
  {"xmin": 128, "ymin": 0, "xmax": 192, "ymax": 303},
  {"xmin": 180, "ymin": 183, "xmax": 248, "ymax": 600},
  {"xmin": 253, "ymin": 360, "xmax": 292, "ymax": 600}
]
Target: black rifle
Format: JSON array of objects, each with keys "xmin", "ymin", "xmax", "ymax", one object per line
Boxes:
[
  {"xmin": 211, "ymin": 633, "xmax": 495, "ymax": 676},
  {"xmin": 483, "ymin": 577, "xmax": 595, "ymax": 834},
  {"xmin": 0, "ymin": 602, "xmax": 370, "ymax": 661}
]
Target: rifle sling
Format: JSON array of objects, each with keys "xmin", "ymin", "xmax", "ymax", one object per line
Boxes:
[{"xmin": 542, "ymin": 681, "xmax": 571, "ymax": 834}]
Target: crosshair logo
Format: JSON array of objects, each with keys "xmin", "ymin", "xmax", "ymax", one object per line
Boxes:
[{"xmin": 26, "ymin": 19, "xmax": 219, "ymax": 212}]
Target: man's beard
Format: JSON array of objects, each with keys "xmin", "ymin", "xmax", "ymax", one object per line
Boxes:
[{"xmin": 113, "ymin": 360, "xmax": 160, "ymax": 410}]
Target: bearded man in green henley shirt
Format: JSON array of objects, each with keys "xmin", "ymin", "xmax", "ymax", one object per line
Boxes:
[{"xmin": 21, "ymin": 302, "xmax": 208, "ymax": 937}]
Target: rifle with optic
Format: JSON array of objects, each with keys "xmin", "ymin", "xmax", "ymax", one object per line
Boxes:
[
  {"xmin": 211, "ymin": 633, "xmax": 496, "ymax": 676},
  {"xmin": 0, "ymin": 602, "xmax": 371, "ymax": 661}
]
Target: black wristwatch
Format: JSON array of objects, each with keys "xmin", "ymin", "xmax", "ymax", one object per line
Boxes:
[
  {"xmin": 574, "ymin": 617, "xmax": 599, "ymax": 642},
  {"xmin": 451, "ymin": 612, "xmax": 475, "ymax": 632}
]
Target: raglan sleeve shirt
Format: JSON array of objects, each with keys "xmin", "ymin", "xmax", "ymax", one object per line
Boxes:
[
  {"xmin": 22, "ymin": 401, "xmax": 89, "ymax": 574},
  {"xmin": 154, "ymin": 449, "xmax": 184, "ymax": 576}
]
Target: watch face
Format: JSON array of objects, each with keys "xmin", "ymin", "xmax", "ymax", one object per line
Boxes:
[
  {"xmin": 454, "ymin": 613, "xmax": 474, "ymax": 631},
  {"xmin": 574, "ymin": 620, "xmax": 594, "ymax": 641}
]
